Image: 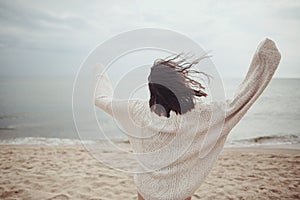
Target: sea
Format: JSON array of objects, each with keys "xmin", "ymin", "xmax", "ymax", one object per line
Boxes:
[{"xmin": 0, "ymin": 77, "xmax": 299, "ymax": 148}]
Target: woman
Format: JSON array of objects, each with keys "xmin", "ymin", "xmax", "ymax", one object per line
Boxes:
[{"xmin": 94, "ymin": 38, "xmax": 281, "ymax": 200}]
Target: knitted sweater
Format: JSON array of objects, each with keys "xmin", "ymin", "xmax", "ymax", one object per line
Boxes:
[{"xmin": 94, "ymin": 38, "xmax": 281, "ymax": 200}]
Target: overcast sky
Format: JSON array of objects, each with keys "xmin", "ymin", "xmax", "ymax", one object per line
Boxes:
[{"xmin": 0, "ymin": 0, "xmax": 299, "ymax": 78}]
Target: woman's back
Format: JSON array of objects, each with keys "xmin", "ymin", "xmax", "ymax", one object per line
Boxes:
[
  {"xmin": 94, "ymin": 38, "xmax": 281, "ymax": 200},
  {"xmin": 127, "ymin": 100, "xmax": 226, "ymax": 200}
]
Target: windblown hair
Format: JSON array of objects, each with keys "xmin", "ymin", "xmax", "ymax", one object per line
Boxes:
[{"xmin": 148, "ymin": 54, "xmax": 211, "ymax": 118}]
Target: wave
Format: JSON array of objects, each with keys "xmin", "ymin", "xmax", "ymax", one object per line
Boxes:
[
  {"xmin": 0, "ymin": 137, "xmax": 130, "ymax": 146},
  {"xmin": 0, "ymin": 121, "xmax": 65, "ymax": 130},
  {"xmin": 227, "ymin": 134, "xmax": 300, "ymax": 147},
  {"xmin": 0, "ymin": 134, "xmax": 299, "ymax": 148},
  {"xmin": 0, "ymin": 114, "xmax": 20, "ymax": 120},
  {"xmin": 0, "ymin": 126, "xmax": 15, "ymax": 130},
  {"xmin": 0, "ymin": 137, "xmax": 96, "ymax": 146}
]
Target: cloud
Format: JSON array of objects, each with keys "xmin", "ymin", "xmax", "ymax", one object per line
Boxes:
[
  {"xmin": 0, "ymin": 0, "xmax": 98, "ymax": 52},
  {"xmin": 0, "ymin": 0, "xmax": 299, "ymax": 77}
]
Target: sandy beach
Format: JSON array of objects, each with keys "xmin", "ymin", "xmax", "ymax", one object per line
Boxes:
[{"xmin": 0, "ymin": 145, "xmax": 299, "ymax": 200}]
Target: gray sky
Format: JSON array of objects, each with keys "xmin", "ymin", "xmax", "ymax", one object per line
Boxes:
[{"xmin": 0, "ymin": 0, "xmax": 299, "ymax": 78}]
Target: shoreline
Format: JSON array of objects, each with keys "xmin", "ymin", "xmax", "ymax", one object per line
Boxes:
[
  {"xmin": 0, "ymin": 142, "xmax": 299, "ymax": 150},
  {"xmin": 0, "ymin": 135, "xmax": 299, "ymax": 150}
]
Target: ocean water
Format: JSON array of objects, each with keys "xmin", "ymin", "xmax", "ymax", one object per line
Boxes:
[{"xmin": 0, "ymin": 77, "xmax": 299, "ymax": 147}]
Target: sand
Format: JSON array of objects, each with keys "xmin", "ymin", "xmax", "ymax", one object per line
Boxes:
[{"xmin": 0, "ymin": 145, "xmax": 299, "ymax": 200}]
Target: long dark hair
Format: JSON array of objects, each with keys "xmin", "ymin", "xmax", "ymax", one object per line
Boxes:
[{"xmin": 148, "ymin": 54, "xmax": 211, "ymax": 118}]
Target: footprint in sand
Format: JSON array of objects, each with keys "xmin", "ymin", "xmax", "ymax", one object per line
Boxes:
[{"xmin": 46, "ymin": 194, "xmax": 70, "ymax": 200}]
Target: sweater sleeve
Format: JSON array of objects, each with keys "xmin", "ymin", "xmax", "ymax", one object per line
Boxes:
[
  {"xmin": 196, "ymin": 39, "xmax": 281, "ymax": 158},
  {"xmin": 93, "ymin": 64, "xmax": 145, "ymax": 134},
  {"xmin": 222, "ymin": 38, "xmax": 281, "ymax": 136},
  {"xmin": 94, "ymin": 64, "xmax": 114, "ymax": 116}
]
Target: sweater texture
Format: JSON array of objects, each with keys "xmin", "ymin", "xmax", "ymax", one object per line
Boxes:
[{"xmin": 94, "ymin": 38, "xmax": 281, "ymax": 200}]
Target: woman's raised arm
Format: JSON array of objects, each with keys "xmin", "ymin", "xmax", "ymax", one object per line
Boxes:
[
  {"xmin": 197, "ymin": 39, "xmax": 281, "ymax": 157},
  {"xmin": 222, "ymin": 38, "xmax": 281, "ymax": 136},
  {"xmin": 93, "ymin": 64, "xmax": 145, "ymax": 133},
  {"xmin": 94, "ymin": 64, "xmax": 114, "ymax": 116}
]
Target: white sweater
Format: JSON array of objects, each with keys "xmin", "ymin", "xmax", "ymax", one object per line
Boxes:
[{"xmin": 94, "ymin": 38, "xmax": 281, "ymax": 200}]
